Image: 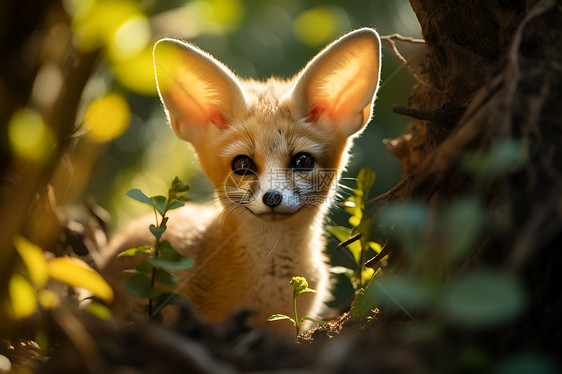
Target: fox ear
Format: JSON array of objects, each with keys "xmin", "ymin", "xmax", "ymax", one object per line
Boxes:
[
  {"xmin": 153, "ymin": 39, "xmax": 247, "ymax": 145},
  {"xmin": 291, "ymin": 28, "xmax": 381, "ymax": 137}
]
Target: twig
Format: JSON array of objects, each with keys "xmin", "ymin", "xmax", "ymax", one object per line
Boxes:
[
  {"xmin": 380, "ymin": 34, "xmax": 444, "ymax": 93},
  {"xmin": 336, "ymin": 232, "xmax": 362, "ymax": 250},
  {"xmin": 392, "ymin": 104, "xmax": 435, "ymax": 121}
]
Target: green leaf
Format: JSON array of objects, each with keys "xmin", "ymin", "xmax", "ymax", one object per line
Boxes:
[
  {"xmin": 266, "ymin": 314, "xmax": 295, "ymax": 324},
  {"xmin": 155, "ymin": 291, "xmax": 188, "ymax": 307},
  {"xmin": 326, "ymin": 226, "xmax": 362, "ymax": 263},
  {"xmin": 167, "ymin": 200, "xmax": 185, "ymax": 211},
  {"xmin": 351, "ymin": 274, "xmax": 435, "ymax": 319},
  {"xmin": 134, "ymin": 259, "xmax": 153, "ymax": 274},
  {"xmin": 326, "ymin": 225, "xmax": 352, "ymax": 243},
  {"xmin": 444, "ymin": 198, "xmax": 485, "ymax": 264},
  {"xmin": 330, "ymin": 266, "xmax": 354, "ymax": 276},
  {"xmin": 149, "ymin": 224, "xmax": 166, "ymax": 240},
  {"xmin": 357, "ymin": 167, "xmax": 376, "ymax": 202},
  {"xmin": 148, "ymin": 250, "xmax": 194, "ymax": 271},
  {"xmin": 155, "ymin": 268, "xmax": 180, "ymax": 288},
  {"xmin": 301, "ymin": 316, "xmax": 326, "ymax": 325},
  {"xmin": 116, "ymin": 246, "xmax": 153, "ymax": 258},
  {"xmin": 170, "ymin": 177, "xmax": 190, "ymax": 193},
  {"xmin": 150, "ymin": 195, "xmax": 167, "ymax": 216},
  {"xmin": 440, "ymin": 269, "xmax": 526, "ymax": 328},
  {"xmin": 463, "ymin": 138, "xmax": 527, "ymax": 178},
  {"xmin": 123, "ymin": 274, "xmax": 161, "ymax": 299},
  {"xmin": 126, "ymin": 188, "xmax": 153, "ymax": 206}
]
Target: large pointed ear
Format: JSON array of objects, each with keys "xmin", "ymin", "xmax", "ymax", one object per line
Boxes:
[
  {"xmin": 291, "ymin": 28, "xmax": 381, "ymax": 137},
  {"xmin": 153, "ymin": 39, "xmax": 247, "ymax": 145}
]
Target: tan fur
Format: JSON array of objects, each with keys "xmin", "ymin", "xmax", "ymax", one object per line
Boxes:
[{"xmin": 100, "ymin": 28, "xmax": 381, "ymax": 332}]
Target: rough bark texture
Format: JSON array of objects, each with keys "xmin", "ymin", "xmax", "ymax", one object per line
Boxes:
[{"xmin": 386, "ymin": 0, "xmax": 562, "ymax": 354}]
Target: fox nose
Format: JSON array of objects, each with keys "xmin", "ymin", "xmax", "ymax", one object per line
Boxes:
[{"xmin": 263, "ymin": 191, "xmax": 283, "ymax": 208}]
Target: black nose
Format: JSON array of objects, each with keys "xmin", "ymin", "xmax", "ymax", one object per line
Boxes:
[{"xmin": 263, "ymin": 191, "xmax": 282, "ymax": 208}]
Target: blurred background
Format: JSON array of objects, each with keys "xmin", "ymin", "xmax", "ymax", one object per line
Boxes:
[
  {"xmin": 2, "ymin": 0, "xmax": 423, "ymax": 306},
  {"xmin": 67, "ymin": 0, "xmax": 422, "ymax": 226}
]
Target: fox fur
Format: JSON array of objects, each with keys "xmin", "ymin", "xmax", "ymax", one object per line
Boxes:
[{"xmin": 100, "ymin": 28, "xmax": 381, "ymax": 332}]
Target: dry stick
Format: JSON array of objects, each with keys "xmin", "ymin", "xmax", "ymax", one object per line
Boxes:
[{"xmin": 380, "ymin": 34, "xmax": 444, "ymax": 93}]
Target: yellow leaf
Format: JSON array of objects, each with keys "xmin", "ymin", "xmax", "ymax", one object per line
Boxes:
[
  {"xmin": 13, "ymin": 236, "xmax": 49, "ymax": 288},
  {"xmin": 361, "ymin": 267, "xmax": 375, "ymax": 285},
  {"xmin": 85, "ymin": 301, "xmax": 113, "ymax": 321},
  {"xmin": 9, "ymin": 274, "xmax": 38, "ymax": 319},
  {"xmin": 48, "ymin": 257, "xmax": 114, "ymax": 302}
]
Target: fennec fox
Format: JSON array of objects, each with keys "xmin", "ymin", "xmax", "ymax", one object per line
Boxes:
[{"xmin": 100, "ymin": 28, "xmax": 381, "ymax": 332}]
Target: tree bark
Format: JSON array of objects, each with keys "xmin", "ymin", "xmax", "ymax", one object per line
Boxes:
[{"xmin": 387, "ymin": 0, "xmax": 562, "ymax": 353}]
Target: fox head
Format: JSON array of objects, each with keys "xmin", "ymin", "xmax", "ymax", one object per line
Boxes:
[{"xmin": 153, "ymin": 28, "xmax": 381, "ymax": 223}]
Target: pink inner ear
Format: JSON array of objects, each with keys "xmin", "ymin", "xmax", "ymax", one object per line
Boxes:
[
  {"xmin": 307, "ymin": 100, "xmax": 333, "ymax": 123},
  {"xmin": 207, "ymin": 108, "xmax": 228, "ymax": 129}
]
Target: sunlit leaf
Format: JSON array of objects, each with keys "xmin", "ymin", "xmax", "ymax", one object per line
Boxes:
[
  {"xmin": 440, "ymin": 269, "xmax": 526, "ymax": 328},
  {"xmin": 117, "ymin": 246, "xmax": 153, "ymax": 258},
  {"xmin": 266, "ymin": 314, "xmax": 295, "ymax": 324},
  {"xmin": 48, "ymin": 257, "xmax": 114, "ymax": 302},
  {"xmin": 326, "ymin": 225, "xmax": 362, "ymax": 263},
  {"xmin": 357, "ymin": 167, "xmax": 376, "ymax": 201},
  {"xmin": 84, "ymin": 93, "xmax": 131, "ymax": 143},
  {"xmin": 9, "ymin": 274, "xmax": 37, "ymax": 319},
  {"xmin": 7, "ymin": 108, "xmax": 55, "ymax": 163},
  {"xmin": 13, "ymin": 236, "xmax": 48, "ymax": 288},
  {"xmin": 85, "ymin": 301, "xmax": 113, "ymax": 321},
  {"xmin": 361, "ymin": 267, "xmax": 375, "ymax": 285}
]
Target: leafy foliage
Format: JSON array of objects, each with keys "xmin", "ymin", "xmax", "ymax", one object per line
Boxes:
[
  {"xmin": 7, "ymin": 236, "xmax": 113, "ymax": 320},
  {"xmin": 327, "ymin": 167, "xmax": 383, "ymax": 292},
  {"xmin": 267, "ymin": 276, "xmax": 325, "ymax": 336},
  {"xmin": 118, "ymin": 176, "xmax": 192, "ymax": 322},
  {"xmin": 350, "ymin": 140, "xmax": 530, "ymax": 339}
]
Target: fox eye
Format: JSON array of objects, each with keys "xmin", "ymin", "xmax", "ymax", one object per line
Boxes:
[
  {"xmin": 232, "ymin": 155, "xmax": 257, "ymax": 175},
  {"xmin": 290, "ymin": 152, "xmax": 314, "ymax": 172}
]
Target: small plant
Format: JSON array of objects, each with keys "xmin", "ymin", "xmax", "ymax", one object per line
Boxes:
[
  {"xmin": 117, "ymin": 176, "xmax": 193, "ymax": 322},
  {"xmin": 327, "ymin": 167, "xmax": 384, "ymax": 292},
  {"xmin": 266, "ymin": 276, "xmax": 325, "ymax": 335}
]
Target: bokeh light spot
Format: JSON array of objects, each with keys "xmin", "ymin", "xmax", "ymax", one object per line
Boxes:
[
  {"xmin": 293, "ymin": 6, "xmax": 349, "ymax": 46},
  {"xmin": 8, "ymin": 108, "xmax": 55, "ymax": 163},
  {"xmin": 109, "ymin": 15, "xmax": 151, "ymax": 60},
  {"xmin": 84, "ymin": 93, "xmax": 131, "ymax": 142}
]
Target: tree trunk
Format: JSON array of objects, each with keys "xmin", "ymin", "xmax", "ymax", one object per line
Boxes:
[{"xmin": 387, "ymin": 0, "xmax": 562, "ymax": 354}]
